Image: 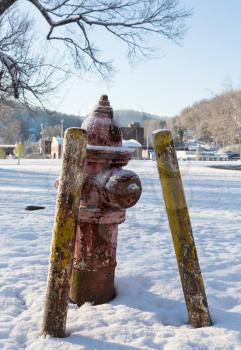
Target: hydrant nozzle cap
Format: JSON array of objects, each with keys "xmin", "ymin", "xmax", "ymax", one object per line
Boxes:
[{"xmin": 93, "ymin": 94, "xmax": 113, "ymax": 119}]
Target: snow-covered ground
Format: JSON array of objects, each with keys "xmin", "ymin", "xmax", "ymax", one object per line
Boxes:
[{"xmin": 0, "ymin": 159, "xmax": 241, "ymax": 350}]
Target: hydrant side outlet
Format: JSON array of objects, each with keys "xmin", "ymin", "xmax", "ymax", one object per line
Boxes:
[{"xmin": 70, "ymin": 95, "xmax": 142, "ymax": 306}]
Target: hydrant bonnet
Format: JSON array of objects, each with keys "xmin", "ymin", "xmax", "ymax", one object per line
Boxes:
[{"xmin": 81, "ymin": 95, "xmax": 122, "ymax": 147}]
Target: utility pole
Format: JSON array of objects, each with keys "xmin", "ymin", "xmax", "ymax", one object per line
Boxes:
[
  {"xmin": 60, "ymin": 120, "xmax": 64, "ymax": 138},
  {"xmin": 40, "ymin": 123, "xmax": 45, "ymax": 156}
]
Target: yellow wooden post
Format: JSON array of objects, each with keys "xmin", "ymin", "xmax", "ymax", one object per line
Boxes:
[
  {"xmin": 41, "ymin": 128, "xmax": 87, "ymax": 337},
  {"xmin": 152, "ymin": 129, "xmax": 212, "ymax": 328}
]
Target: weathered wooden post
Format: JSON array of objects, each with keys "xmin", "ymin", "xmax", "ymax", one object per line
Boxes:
[
  {"xmin": 41, "ymin": 128, "xmax": 87, "ymax": 337},
  {"xmin": 152, "ymin": 129, "xmax": 212, "ymax": 328}
]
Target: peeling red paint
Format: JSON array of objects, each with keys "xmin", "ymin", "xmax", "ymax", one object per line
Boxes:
[{"xmin": 70, "ymin": 95, "xmax": 142, "ymax": 306}]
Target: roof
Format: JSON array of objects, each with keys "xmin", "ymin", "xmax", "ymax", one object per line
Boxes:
[
  {"xmin": 122, "ymin": 139, "xmax": 142, "ymax": 148},
  {"xmin": 0, "ymin": 144, "xmax": 16, "ymax": 148}
]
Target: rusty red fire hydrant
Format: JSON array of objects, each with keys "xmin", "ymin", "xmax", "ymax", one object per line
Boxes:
[{"xmin": 69, "ymin": 95, "xmax": 142, "ymax": 306}]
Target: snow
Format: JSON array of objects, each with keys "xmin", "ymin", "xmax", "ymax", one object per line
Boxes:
[
  {"xmin": 123, "ymin": 139, "xmax": 142, "ymax": 148},
  {"xmin": 0, "ymin": 159, "xmax": 241, "ymax": 349},
  {"xmin": 151, "ymin": 129, "xmax": 169, "ymax": 136},
  {"xmin": 87, "ymin": 144, "xmax": 132, "ymax": 153}
]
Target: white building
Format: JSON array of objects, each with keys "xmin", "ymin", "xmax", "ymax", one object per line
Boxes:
[
  {"xmin": 51, "ymin": 137, "xmax": 63, "ymax": 159},
  {"xmin": 123, "ymin": 139, "xmax": 143, "ymax": 159}
]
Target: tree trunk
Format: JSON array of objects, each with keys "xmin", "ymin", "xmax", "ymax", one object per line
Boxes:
[
  {"xmin": 152, "ymin": 129, "xmax": 212, "ymax": 328},
  {"xmin": 41, "ymin": 128, "xmax": 87, "ymax": 337}
]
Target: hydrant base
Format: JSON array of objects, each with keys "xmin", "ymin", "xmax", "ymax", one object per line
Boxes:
[{"xmin": 70, "ymin": 267, "xmax": 115, "ymax": 306}]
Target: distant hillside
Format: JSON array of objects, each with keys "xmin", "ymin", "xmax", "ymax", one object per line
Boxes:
[
  {"xmin": 114, "ymin": 109, "xmax": 167, "ymax": 143},
  {"xmin": 0, "ymin": 101, "xmax": 167, "ymax": 143},
  {"xmin": 167, "ymin": 89, "xmax": 241, "ymax": 148},
  {"xmin": 15, "ymin": 109, "xmax": 84, "ymax": 141},
  {"xmin": 0, "ymin": 99, "xmax": 84, "ymax": 143},
  {"xmin": 114, "ymin": 109, "xmax": 166, "ymax": 127}
]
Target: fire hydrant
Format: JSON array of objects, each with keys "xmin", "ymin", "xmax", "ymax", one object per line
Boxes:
[{"xmin": 70, "ymin": 95, "xmax": 142, "ymax": 306}]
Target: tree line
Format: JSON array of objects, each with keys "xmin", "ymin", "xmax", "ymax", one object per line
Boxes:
[
  {"xmin": 167, "ymin": 89, "xmax": 241, "ymax": 149},
  {"xmin": 0, "ymin": 98, "xmax": 166, "ymax": 144},
  {"xmin": 0, "ymin": 100, "xmax": 83, "ymax": 143}
]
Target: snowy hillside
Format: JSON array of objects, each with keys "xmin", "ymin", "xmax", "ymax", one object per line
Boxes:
[{"xmin": 0, "ymin": 159, "xmax": 241, "ymax": 349}]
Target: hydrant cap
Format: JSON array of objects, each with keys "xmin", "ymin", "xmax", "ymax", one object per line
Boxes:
[
  {"xmin": 94, "ymin": 94, "xmax": 112, "ymax": 114},
  {"xmin": 81, "ymin": 95, "xmax": 122, "ymax": 147}
]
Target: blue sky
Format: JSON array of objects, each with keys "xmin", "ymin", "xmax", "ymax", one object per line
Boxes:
[{"xmin": 54, "ymin": 1, "xmax": 241, "ymax": 117}]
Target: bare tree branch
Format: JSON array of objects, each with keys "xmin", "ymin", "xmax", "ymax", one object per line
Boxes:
[{"xmin": 0, "ymin": 0, "xmax": 192, "ymax": 105}]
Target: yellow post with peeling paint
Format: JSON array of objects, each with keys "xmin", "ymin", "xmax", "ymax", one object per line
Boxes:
[
  {"xmin": 42, "ymin": 128, "xmax": 87, "ymax": 337},
  {"xmin": 152, "ymin": 129, "xmax": 212, "ymax": 328}
]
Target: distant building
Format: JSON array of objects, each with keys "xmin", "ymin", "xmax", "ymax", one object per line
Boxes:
[
  {"xmin": 0, "ymin": 144, "xmax": 15, "ymax": 157},
  {"xmin": 185, "ymin": 139, "xmax": 201, "ymax": 151},
  {"xmin": 40, "ymin": 139, "xmax": 51, "ymax": 156},
  {"xmin": 123, "ymin": 139, "xmax": 142, "ymax": 159},
  {"xmin": 51, "ymin": 137, "xmax": 63, "ymax": 159},
  {"xmin": 176, "ymin": 150, "xmax": 228, "ymax": 161},
  {"xmin": 121, "ymin": 122, "xmax": 144, "ymax": 146},
  {"xmin": 142, "ymin": 149, "xmax": 149, "ymax": 159},
  {"xmin": 142, "ymin": 149, "xmax": 156, "ymax": 160}
]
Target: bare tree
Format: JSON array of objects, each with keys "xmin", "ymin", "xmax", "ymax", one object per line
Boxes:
[
  {"xmin": 0, "ymin": 8, "xmax": 60, "ymax": 107},
  {"xmin": 168, "ymin": 86, "xmax": 241, "ymax": 153},
  {"xmin": 0, "ymin": 0, "xmax": 191, "ymax": 105},
  {"xmin": 222, "ymin": 90, "xmax": 241, "ymax": 153},
  {"xmin": 0, "ymin": 102, "xmax": 21, "ymax": 143}
]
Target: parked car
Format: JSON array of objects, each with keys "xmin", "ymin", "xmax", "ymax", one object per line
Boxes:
[{"xmin": 225, "ymin": 151, "xmax": 240, "ymax": 160}]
